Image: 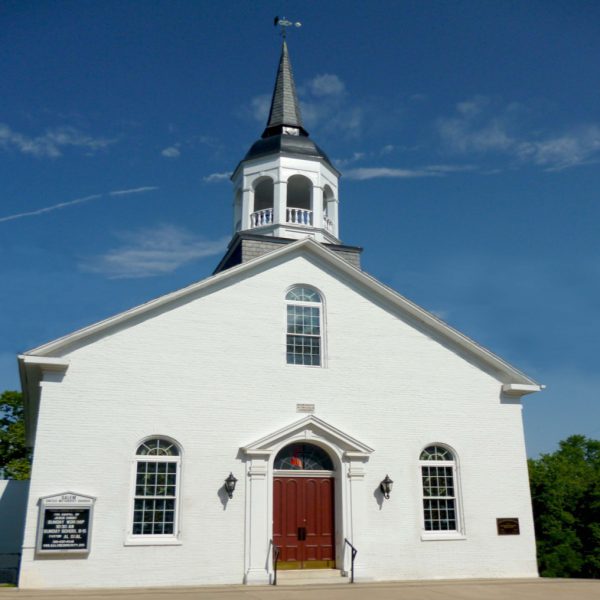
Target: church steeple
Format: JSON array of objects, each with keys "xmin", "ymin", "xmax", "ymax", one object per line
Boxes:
[
  {"xmin": 217, "ymin": 35, "xmax": 364, "ymax": 276},
  {"xmin": 262, "ymin": 41, "xmax": 308, "ymax": 139},
  {"xmin": 214, "ymin": 39, "xmax": 363, "ymax": 274}
]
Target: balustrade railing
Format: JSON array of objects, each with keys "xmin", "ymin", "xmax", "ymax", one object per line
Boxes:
[
  {"xmin": 286, "ymin": 207, "xmax": 312, "ymax": 226},
  {"xmin": 250, "ymin": 208, "xmax": 273, "ymax": 228},
  {"xmin": 250, "ymin": 207, "xmax": 331, "ymax": 230}
]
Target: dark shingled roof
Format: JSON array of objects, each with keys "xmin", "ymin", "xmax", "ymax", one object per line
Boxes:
[
  {"xmin": 238, "ymin": 41, "xmax": 337, "ymax": 173},
  {"xmin": 262, "ymin": 40, "xmax": 308, "ymax": 138},
  {"xmin": 243, "ymin": 134, "xmax": 335, "ymax": 170}
]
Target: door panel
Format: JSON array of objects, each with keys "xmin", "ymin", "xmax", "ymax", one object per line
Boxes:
[{"xmin": 273, "ymin": 476, "xmax": 335, "ymax": 569}]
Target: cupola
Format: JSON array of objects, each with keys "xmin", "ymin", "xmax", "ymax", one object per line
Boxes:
[{"xmin": 230, "ymin": 40, "xmax": 341, "ymax": 245}]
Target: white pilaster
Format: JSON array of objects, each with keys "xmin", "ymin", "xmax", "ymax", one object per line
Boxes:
[
  {"xmin": 346, "ymin": 457, "xmax": 368, "ymax": 581},
  {"xmin": 244, "ymin": 453, "xmax": 271, "ymax": 585}
]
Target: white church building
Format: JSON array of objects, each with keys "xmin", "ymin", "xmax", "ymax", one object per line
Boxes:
[{"xmin": 15, "ymin": 40, "xmax": 542, "ymax": 589}]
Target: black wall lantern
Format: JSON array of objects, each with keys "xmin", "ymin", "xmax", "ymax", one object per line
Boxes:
[
  {"xmin": 224, "ymin": 472, "xmax": 238, "ymax": 499},
  {"xmin": 380, "ymin": 474, "xmax": 393, "ymax": 499}
]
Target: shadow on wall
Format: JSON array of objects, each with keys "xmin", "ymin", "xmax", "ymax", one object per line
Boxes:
[{"xmin": 0, "ymin": 480, "xmax": 30, "ymax": 585}]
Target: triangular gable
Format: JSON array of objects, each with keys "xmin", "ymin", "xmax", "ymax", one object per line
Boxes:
[
  {"xmin": 242, "ymin": 415, "xmax": 374, "ymax": 459},
  {"xmin": 19, "ymin": 237, "xmax": 541, "ymax": 388}
]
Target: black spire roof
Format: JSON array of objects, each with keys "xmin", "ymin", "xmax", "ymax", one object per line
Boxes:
[
  {"xmin": 241, "ymin": 41, "xmax": 337, "ymax": 172},
  {"xmin": 261, "ymin": 40, "xmax": 308, "ymax": 138}
]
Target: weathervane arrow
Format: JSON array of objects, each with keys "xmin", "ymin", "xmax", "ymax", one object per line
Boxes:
[{"xmin": 274, "ymin": 16, "xmax": 302, "ymax": 38}]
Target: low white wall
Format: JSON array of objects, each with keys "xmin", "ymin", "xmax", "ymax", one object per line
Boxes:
[{"xmin": 0, "ymin": 479, "xmax": 30, "ymax": 584}]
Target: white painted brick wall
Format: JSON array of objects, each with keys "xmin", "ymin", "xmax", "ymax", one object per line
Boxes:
[{"xmin": 19, "ymin": 253, "xmax": 537, "ymax": 588}]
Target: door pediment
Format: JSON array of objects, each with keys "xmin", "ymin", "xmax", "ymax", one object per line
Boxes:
[{"xmin": 241, "ymin": 415, "xmax": 374, "ymax": 460}]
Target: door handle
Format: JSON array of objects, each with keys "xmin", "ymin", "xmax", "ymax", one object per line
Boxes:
[{"xmin": 297, "ymin": 527, "xmax": 306, "ymax": 541}]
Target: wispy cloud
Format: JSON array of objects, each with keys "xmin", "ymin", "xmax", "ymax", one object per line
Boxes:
[
  {"xmin": 300, "ymin": 74, "xmax": 370, "ymax": 139},
  {"xmin": 0, "ymin": 194, "xmax": 102, "ymax": 223},
  {"xmin": 307, "ymin": 74, "xmax": 346, "ymax": 97},
  {"xmin": 516, "ymin": 126, "xmax": 600, "ymax": 171},
  {"xmin": 334, "ymin": 152, "xmax": 365, "ymax": 167},
  {"xmin": 0, "ymin": 123, "xmax": 116, "ymax": 158},
  {"xmin": 246, "ymin": 94, "xmax": 271, "ymax": 123},
  {"xmin": 80, "ymin": 225, "xmax": 228, "ymax": 279},
  {"xmin": 437, "ymin": 96, "xmax": 516, "ymax": 154},
  {"xmin": 161, "ymin": 145, "xmax": 181, "ymax": 158},
  {"xmin": 203, "ymin": 172, "xmax": 230, "ymax": 183},
  {"xmin": 109, "ymin": 186, "xmax": 159, "ymax": 196},
  {"xmin": 0, "ymin": 187, "xmax": 158, "ymax": 224},
  {"xmin": 436, "ymin": 96, "xmax": 600, "ymax": 171},
  {"xmin": 345, "ymin": 164, "xmax": 474, "ymax": 180}
]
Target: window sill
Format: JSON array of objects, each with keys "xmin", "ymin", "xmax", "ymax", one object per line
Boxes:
[
  {"xmin": 420, "ymin": 532, "xmax": 466, "ymax": 542},
  {"xmin": 124, "ymin": 537, "xmax": 182, "ymax": 547}
]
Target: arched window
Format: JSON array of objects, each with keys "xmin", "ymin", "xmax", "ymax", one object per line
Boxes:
[
  {"xmin": 251, "ymin": 177, "xmax": 274, "ymax": 228},
  {"xmin": 254, "ymin": 177, "xmax": 274, "ymax": 212},
  {"xmin": 286, "ymin": 175, "xmax": 311, "ymax": 209},
  {"xmin": 286, "ymin": 286, "xmax": 322, "ymax": 366},
  {"xmin": 274, "ymin": 443, "xmax": 334, "ymax": 471},
  {"xmin": 132, "ymin": 438, "xmax": 180, "ymax": 537},
  {"xmin": 419, "ymin": 445, "xmax": 459, "ymax": 532},
  {"xmin": 286, "ymin": 175, "xmax": 312, "ymax": 226}
]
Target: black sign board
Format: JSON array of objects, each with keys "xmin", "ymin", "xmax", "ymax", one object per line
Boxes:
[
  {"xmin": 36, "ymin": 492, "xmax": 95, "ymax": 554},
  {"xmin": 497, "ymin": 517, "xmax": 520, "ymax": 535},
  {"xmin": 40, "ymin": 508, "xmax": 90, "ymax": 551}
]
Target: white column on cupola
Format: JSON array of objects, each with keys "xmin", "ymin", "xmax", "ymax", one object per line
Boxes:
[
  {"xmin": 272, "ymin": 177, "xmax": 287, "ymax": 228},
  {"xmin": 312, "ymin": 184, "xmax": 324, "ymax": 230},
  {"xmin": 240, "ymin": 184, "xmax": 253, "ymax": 231},
  {"xmin": 329, "ymin": 197, "xmax": 340, "ymax": 239}
]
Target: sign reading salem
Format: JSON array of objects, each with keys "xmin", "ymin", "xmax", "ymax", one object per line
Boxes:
[{"xmin": 36, "ymin": 492, "xmax": 95, "ymax": 554}]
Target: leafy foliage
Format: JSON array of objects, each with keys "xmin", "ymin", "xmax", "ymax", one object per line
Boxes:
[
  {"xmin": 528, "ymin": 435, "xmax": 600, "ymax": 578},
  {"xmin": 0, "ymin": 390, "xmax": 31, "ymax": 480}
]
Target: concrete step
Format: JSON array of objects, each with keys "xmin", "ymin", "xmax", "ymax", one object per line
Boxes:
[{"xmin": 276, "ymin": 569, "xmax": 347, "ymax": 586}]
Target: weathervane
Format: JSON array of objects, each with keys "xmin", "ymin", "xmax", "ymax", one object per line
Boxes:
[{"xmin": 274, "ymin": 16, "xmax": 302, "ymax": 38}]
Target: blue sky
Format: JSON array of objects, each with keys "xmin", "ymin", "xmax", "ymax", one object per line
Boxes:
[{"xmin": 1, "ymin": 1, "xmax": 599, "ymax": 457}]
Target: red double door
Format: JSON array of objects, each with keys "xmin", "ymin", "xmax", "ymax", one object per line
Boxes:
[{"xmin": 273, "ymin": 476, "xmax": 335, "ymax": 569}]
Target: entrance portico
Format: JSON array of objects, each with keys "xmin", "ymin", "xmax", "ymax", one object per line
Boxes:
[{"xmin": 241, "ymin": 415, "xmax": 373, "ymax": 585}]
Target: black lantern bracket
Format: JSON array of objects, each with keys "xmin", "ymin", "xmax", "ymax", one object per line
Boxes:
[
  {"xmin": 380, "ymin": 474, "xmax": 393, "ymax": 499},
  {"xmin": 224, "ymin": 472, "xmax": 238, "ymax": 499}
]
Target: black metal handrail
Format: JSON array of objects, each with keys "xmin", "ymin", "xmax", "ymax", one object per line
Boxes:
[
  {"xmin": 344, "ymin": 538, "xmax": 358, "ymax": 583},
  {"xmin": 270, "ymin": 539, "xmax": 280, "ymax": 585}
]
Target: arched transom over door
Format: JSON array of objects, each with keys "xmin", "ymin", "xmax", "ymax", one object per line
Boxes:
[{"xmin": 273, "ymin": 443, "xmax": 336, "ymax": 570}]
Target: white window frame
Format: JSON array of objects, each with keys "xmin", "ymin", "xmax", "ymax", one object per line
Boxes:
[
  {"xmin": 125, "ymin": 437, "xmax": 182, "ymax": 546},
  {"xmin": 419, "ymin": 444, "xmax": 465, "ymax": 541},
  {"xmin": 284, "ymin": 285, "xmax": 326, "ymax": 368}
]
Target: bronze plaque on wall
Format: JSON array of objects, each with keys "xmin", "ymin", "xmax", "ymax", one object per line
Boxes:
[{"xmin": 497, "ymin": 518, "xmax": 520, "ymax": 535}]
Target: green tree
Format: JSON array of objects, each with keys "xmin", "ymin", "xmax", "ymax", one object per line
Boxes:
[
  {"xmin": 528, "ymin": 435, "xmax": 600, "ymax": 578},
  {"xmin": 0, "ymin": 390, "xmax": 31, "ymax": 479}
]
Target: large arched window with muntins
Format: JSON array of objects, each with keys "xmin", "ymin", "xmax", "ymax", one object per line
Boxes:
[
  {"xmin": 131, "ymin": 438, "xmax": 180, "ymax": 537},
  {"xmin": 286, "ymin": 286, "xmax": 322, "ymax": 366},
  {"xmin": 419, "ymin": 445, "xmax": 460, "ymax": 533}
]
